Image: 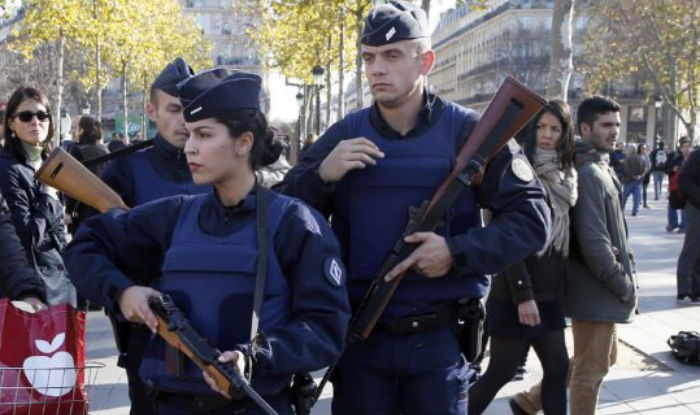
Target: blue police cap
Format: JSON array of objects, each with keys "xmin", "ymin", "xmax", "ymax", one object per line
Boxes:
[
  {"xmin": 361, "ymin": 0, "xmax": 428, "ymax": 46},
  {"xmin": 177, "ymin": 68, "xmax": 233, "ymax": 108},
  {"xmin": 182, "ymin": 71, "xmax": 262, "ymax": 123},
  {"xmin": 151, "ymin": 57, "xmax": 194, "ymax": 97}
]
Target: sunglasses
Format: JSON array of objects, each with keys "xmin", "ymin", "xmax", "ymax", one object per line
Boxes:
[{"xmin": 14, "ymin": 110, "xmax": 51, "ymax": 123}]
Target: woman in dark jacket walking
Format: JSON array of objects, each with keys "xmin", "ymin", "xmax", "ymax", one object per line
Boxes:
[
  {"xmin": 469, "ymin": 100, "xmax": 577, "ymax": 415},
  {"xmin": 0, "ymin": 193, "xmax": 47, "ymax": 310},
  {"xmin": 0, "ymin": 87, "xmax": 76, "ymax": 306}
]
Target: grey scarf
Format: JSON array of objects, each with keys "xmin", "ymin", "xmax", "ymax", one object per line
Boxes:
[{"xmin": 533, "ymin": 148, "xmax": 578, "ymax": 255}]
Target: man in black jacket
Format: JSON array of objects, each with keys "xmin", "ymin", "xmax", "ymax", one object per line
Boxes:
[
  {"xmin": 0, "ymin": 194, "xmax": 47, "ymax": 310},
  {"xmin": 676, "ymin": 145, "xmax": 700, "ymax": 302}
]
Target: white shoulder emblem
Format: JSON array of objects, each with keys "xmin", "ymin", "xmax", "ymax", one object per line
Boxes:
[{"xmin": 511, "ymin": 158, "xmax": 534, "ymax": 182}]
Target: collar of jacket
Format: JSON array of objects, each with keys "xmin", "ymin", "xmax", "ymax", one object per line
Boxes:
[
  {"xmin": 368, "ymin": 89, "xmax": 445, "ymax": 139},
  {"xmin": 575, "ymin": 139, "xmax": 611, "ymax": 167},
  {"xmin": 153, "ymin": 133, "xmax": 187, "ymax": 165}
]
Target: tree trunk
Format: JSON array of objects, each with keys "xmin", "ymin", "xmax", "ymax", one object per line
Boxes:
[
  {"xmin": 338, "ymin": 16, "xmax": 345, "ymax": 121},
  {"xmin": 546, "ymin": 0, "xmax": 575, "ymax": 101},
  {"xmin": 55, "ymin": 34, "xmax": 65, "ymax": 146},
  {"xmin": 95, "ymin": 38, "xmax": 102, "ymax": 121},
  {"xmin": 325, "ymin": 63, "xmax": 332, "ymax": 130},
  {"xmin": 141, "ymin": 77, "xmax": 148, "ymax": 139},
  {"xmin": 94, "ymin": 0, "xmax": 102, "ymax": 121},
  {"xmin": 122, "ymin": 62, "xmax": 128, "ymax": 144},
  {"xmin": 421, "ymin": 0, "xmax": 430, "ymax": 21},
  {"xmin": 355, "ymin": 8, "xmax": 364, "ymax": 109}
]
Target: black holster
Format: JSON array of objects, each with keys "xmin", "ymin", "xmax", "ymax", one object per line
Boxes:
[
  {"xmin": 291, "ymin": 373, "xmax": 317, "ymax": 415},
  {"xmin": 452, "ymin": 298, "xmax": 486, "ymax": 363}
]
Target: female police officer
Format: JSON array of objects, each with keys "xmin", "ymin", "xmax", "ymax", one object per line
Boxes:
[{"xmin": 64, "ymin": 72, "xmax": 350, "ymax": 415}]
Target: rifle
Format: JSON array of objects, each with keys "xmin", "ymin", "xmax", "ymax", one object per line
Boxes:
[
  {"xmin": 35, "ymin": 147, "xmax": 129, "ymax": 212},
  {"xmin": 148, "ymin": 295, "xmax": 280, "ymax": 415},
  {"xmin": 314, "ymin": 76, "xmax": 546, "ymax": 400}
]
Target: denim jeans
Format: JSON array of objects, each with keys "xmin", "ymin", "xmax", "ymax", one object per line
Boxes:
[
  {"xmin": 668, "ymin": 205, "xmax": 688, "ymax": 230},
  {"xmin": 651, "ymin": 170, "xmax": 664, "ymax": 200},
  {"xmin": 622, "ymin": 180, "xmax": 642, "ymax": 215}
]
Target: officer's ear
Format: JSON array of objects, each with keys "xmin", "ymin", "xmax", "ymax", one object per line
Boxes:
[
  {"xmin": 579, "ymin": 121, "xmax": 591, "ymax": 139},
  {"xmin": 146, "ymin": 100, "xmax": 157, "ymax": 122},
  {"xmin": 419, "ymin": 49, "xmax": 435, "ymax": 75},
  {"xmin": 235, "ymin": 131, "xmax": 254, "ymax": 158}
]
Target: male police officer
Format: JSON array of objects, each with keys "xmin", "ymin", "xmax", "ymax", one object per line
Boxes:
[
  {"xmin": 275, "ymin": 2, "xmax": 550, "ymax": 414},
  {"xmin": 100, "ymin": 57, "xmax": 211, "ymax": 414}
]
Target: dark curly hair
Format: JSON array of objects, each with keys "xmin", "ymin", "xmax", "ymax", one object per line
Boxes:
[
  {"xmin": 215, "ymin": 109, "xmax": 282, "ymax": 170},
  {"xmin": 523, "ymin": 99, "xmax": 576, "ymax": 170}
]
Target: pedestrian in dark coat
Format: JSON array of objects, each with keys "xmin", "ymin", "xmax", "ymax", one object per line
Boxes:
[
  {"xmin": 0, "ymin": 87, "xmax": 76, "ymax": 306},
  {"xmin": 676, "ymin": 146, "xmax": 700, "ymax": 302},
  {"xmin": 0, "ymin": 193, "xmax": 47, "ymax": 310},
  {"xmin": 469, "ymin": 100, "xmax": 576, "ymax": 415}
]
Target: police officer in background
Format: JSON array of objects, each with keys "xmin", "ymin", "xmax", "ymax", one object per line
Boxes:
[
  {"xmin": 99, "ymin": 57, "xmax": 211, "ymax": 414},
  {"xmin": 65, "ymin": 71, "xmax": 349, "ymax": 415},
  {"xmin": 274, "ymin": 1, "xmax": 550, "ymax": 414}
]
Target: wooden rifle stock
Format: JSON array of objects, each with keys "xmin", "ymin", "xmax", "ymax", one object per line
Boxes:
[
  {"xmin": 349, "ymin": 76, "xmax": 546, "ymax": 342},
  {"xmin": 148, "ymin": 295, "xmax": 279, "ymax": 415},
  {"xmin": 35, "ymin": 147, "xmax": 129, "ymax": 213}
]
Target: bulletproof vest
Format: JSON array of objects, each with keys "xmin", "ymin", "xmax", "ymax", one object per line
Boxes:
[
  {"xmin": 125, "ymin": 150, "xmax": 209, "ymax": 205},
  {"xmin": 333, "ymin": 104, "xmax": 485, "ymax": 318},
  {"xmin": 140, "ymin": 194, "xmax": 291, "ymax": 394}
]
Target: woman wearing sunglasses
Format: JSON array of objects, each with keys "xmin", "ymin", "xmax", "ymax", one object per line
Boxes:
[{"xmin": 0, "ymin": 87, "xmax": 77, "ymax": 306}]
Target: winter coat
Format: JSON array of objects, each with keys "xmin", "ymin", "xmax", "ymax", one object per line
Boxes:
[
  {"xmin": 0, "ymin": 148, "xmax": 76, "ymax": 306},
  {"xmin": 623, "ymin": 153, "xmax": 646, "ymax": 182},
  {"xmin": 678, "ymin": 148, "xmax": 700, "ymax": 210},
  {"xmin": 564, "ymin": 140, "xmax": 637, "ymax": 323},
  {"xmin": 0, "ymin": 193, "xmax": 47, "ymax": 302}
]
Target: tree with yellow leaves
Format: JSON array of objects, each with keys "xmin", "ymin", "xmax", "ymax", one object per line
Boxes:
[{"xmin": 582, "ymin": 0, "xmax": 700, "ymax": 141}]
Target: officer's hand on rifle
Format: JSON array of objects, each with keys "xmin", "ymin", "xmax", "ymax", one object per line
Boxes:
[
  {"xmin": 118, "ymin": 286, "xmax": 161, "ymax": 332},
  {"xmin": 202, "ymin": 350, "xmax": 246, "ymax": 399},
  {"xmin": 517, "ymin": 300, "xmax": 540, "ymax": 327},
  {"xmin": 384, "ymin": 232, "xmax": 452, "ymax": 281},
  {"xmin": 318, "ymin": 138, "xmax": 384, "ymax": 183}
]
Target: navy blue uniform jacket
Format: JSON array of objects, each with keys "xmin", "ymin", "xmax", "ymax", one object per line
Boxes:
[
  {"xmin": 64, "ymin": 189, "xmax": 350, "ymax": 389},
  {"xmin": 275, "ymin": 94, "xmax": 550, "ymax": 313}
]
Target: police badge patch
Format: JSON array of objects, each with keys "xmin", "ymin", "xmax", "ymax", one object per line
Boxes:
[
  {"xmin": 511, "ymin": 157, "xmax": 534, "ymax": 182},
  {"xmin": 324, "ymin": 257, "xmax": 344, "ymax": 287}
]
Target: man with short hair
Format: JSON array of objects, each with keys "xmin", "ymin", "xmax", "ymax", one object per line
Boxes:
[
  {"xmin": 512, "ymin": 96, "xmax": 638, "ymax": 415},
  {"xmin": 276, "ymin": 1, "xmax": 550, "ymax": 413},
  {"xmin": 96, "ymin": 57, "xmax": 211, "ymax": 414}
]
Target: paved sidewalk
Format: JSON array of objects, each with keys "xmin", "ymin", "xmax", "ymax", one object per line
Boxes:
[{"xmin": 84, "ymin": 195, "xmax": 699, "ymax": 414}]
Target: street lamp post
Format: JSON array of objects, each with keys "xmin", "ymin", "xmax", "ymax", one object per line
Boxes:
[
  {"xmin": 654, "ymin": 96, "xmax": 663, "ymax": 146},
  {"xmin": 292, "ymin": 90, "xmax": 304, "ymax": 165},
  {"xmin": 312, "ymin": 65, "xmax": 325, "ymax": 135}
]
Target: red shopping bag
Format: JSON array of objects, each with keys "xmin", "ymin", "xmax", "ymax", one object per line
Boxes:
[{"xmin": 0, "ymin": 298, "xmax": 87, "ymax": 415}]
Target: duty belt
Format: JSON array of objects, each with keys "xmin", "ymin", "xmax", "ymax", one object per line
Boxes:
[{"xmin": 377, "ymin": 303, "xmax": 454, "ymax": 335}]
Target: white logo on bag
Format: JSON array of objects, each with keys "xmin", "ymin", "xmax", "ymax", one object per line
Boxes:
[{"xmin": 22, "ymin": 333, "xmax": 77, "ymax": 397}]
